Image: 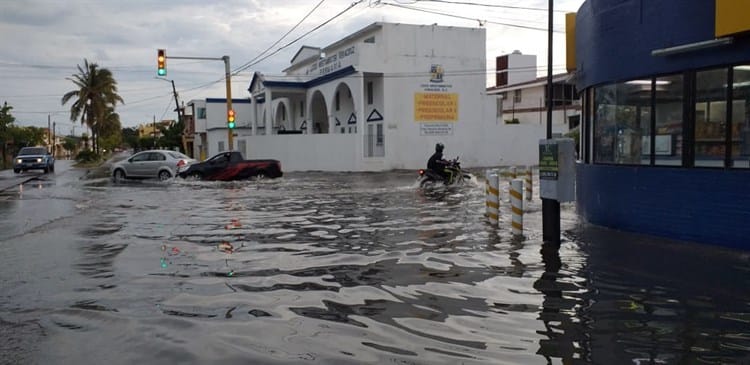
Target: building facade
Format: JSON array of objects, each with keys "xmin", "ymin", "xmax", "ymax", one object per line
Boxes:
[
  {"xmin": 574, "ymin": 0, "xmax": 750, "ymax": 249},
  {"xmin": 192, "ymin": 22, "xmax": 556, "ymax": 171}
]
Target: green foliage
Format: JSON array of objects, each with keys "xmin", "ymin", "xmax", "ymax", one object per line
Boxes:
[
  {"xmin": 61, "ymin": 59, "xmax": 124, "ymax": 154},
  {"xmin": 122, "ymin": 127, "xmax": 139, "ymax": 149},
  {"xmin": 158, "ymin": 119, "xmax": 184, "ymax": 152},
  {"xmin": 75, "ymin": 150, "xmax": 100, "ymax": 163},
  {"xmin": 63, "ymin": 136, "xmax": 79, "ymax": 152},
  {"xmin": 565, "ymin": 127, "xmax": 580, "ymax": 147}
]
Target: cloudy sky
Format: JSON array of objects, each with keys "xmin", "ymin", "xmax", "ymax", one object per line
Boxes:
[{"xmin": 0, "ymin": 0, "xmax": 583, "ymax": 132}]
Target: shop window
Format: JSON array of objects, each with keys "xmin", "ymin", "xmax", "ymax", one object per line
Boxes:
[
  {"xmin": 732, "ymin": 65, "xmax": 750, "ymax": 168},
  {"xmin": 514, "ymin": 89, "xmax": 522, "ymax": 103},
  {"xmin": 654, "ymin": 74, "xmax": 684, "ymax": 166},
  {"xmin": 694, "ymin": 68, "xmax": 729, "ymax": 167},
  {"xmin": 593, "ymin": 81, "xmax": 651, "ymax": 165},
  {"xmin": 197, "ymin": 107, "xmax": 206, "ymax": 119}
]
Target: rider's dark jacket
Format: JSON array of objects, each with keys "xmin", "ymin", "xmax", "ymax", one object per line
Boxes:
[{"xmin": 427, "ymin": 151, "xmax": 447, "ymax": 172}]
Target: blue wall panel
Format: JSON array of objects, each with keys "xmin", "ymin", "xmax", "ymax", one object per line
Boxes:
[
  {"xmin": 575, "ymin": 0, "xmax": 750, "ymax": 90},
  {"xmin": 576, "ymin": 163, "xmax": 750, "ymax": 249}
]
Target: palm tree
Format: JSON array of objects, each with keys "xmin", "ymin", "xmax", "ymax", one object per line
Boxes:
[{"xmin": 61, "ymin": 59, "xmax": 124, "ymax": 154}]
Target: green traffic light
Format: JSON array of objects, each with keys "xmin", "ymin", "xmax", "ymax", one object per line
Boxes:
[
  {"xmin": 158, "ymin": 69, "xmax": 166, "ymax": 76},
  {"xmin": 228, "ymin": 121, "xmax": 235, "ymax": 129}
]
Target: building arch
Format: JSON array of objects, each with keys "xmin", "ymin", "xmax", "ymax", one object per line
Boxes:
[
  {"xmin": 274, "ymin": 99, "xmax": 290, "ymax": 132},
  {"xmin": 331, "ymin": 82, "xmax": 356, "ymax": 134},
  {"xmin": 309, "ymin": 90, "xmax": 329, "ymax": 134}
]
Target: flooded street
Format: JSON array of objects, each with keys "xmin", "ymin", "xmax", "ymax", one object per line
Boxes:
[{"xmin": 1, "ymin": 167, "xmax": 749, "ymax": 364}]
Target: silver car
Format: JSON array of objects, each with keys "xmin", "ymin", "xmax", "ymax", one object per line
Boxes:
[{"xmin": 111, "ymin": 150, "xmax": 196, "ymax": 182}]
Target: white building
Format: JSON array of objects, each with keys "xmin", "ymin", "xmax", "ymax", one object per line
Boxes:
[
  {"xmin": 487, "ymin": 52, "xmax": 581, "ymax": 136},
  {"xmin": 192, "ymin": 22, "xmax": 555, "ymax": 171}
]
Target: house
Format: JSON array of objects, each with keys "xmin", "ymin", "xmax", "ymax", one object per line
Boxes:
[{"xmin": 486, "ymin": 51, "xmax": 580, "ymax": 136}]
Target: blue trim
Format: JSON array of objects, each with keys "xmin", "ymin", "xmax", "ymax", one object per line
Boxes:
[
  {"xmin": 206, "ymin": 98, "xmax": 251, "ymax": 104},
  {"xmin": 253, "ymin": 66, "xmax": 358, "ymax": 90},
  {"xmin": 575, "ymin": 0, "xmax": 750, "ymax": 90},
  {"xmin": 576, "ymin": 163, "xmax": 750, "ymax": 250}
]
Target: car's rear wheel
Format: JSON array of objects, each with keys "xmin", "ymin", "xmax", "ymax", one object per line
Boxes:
[
  {"xmin": 13, "ymin": 169, "xmax": 20, "ymax": 174},
  {"xmin": 113, "ymin": 169, "xmax": 126, "ymax": 182},
  {"xmin": 158, "ymin": 170, "xmax": 172, "ymax": 181},
  {"xmin": 43, "ymin": 166, "xmax": 49, "ymax": 174}
]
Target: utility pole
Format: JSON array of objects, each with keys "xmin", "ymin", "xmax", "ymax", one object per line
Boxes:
[
  {"xmin": 223, "ymin": 55, "xmax": 234, "ymax": 150},
  {"xmin": 53, "ymin": 122, "xmax": 56, "ymax": 157},
  {"xmin": 162, "ymin": 52, "xmax": 234, "ymax": 150},
  {"xmin": 48, "ymin": 115, "xmax": 51, "ymax": 151},
  {"xmin": 542, "ymin": 0, "xmax": 561, "ymax": 245},
  {"xmin": 170, "ymin": 80, "xmax": 182, "ymax": 124},
  {"xmin": 153, "ymin": 115, "xmax": 157, "ymax": 148}
]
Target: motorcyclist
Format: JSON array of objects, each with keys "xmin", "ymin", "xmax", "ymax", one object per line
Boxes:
[{"xmin": 427, "ymin": 143, "xmax": 453, "ymax": 183}]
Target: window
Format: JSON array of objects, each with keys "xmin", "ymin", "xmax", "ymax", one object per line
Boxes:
[
  {"xmin": 364, "ymin": 36, "xmax": 375, "ymax": 43},
  {"xmin": 694, "ymin": 68, "xmax": 729, "ymax": 167},
  {"xmin": 367, "ymin": 82, "xmax": 373, "ymax": 105},
  {"xmin": 654, "ymin": 74, "xmax": 684, "ymax": 166},
  {"xmin": 218, "ymin": 141, "xmax": 225, "ymax": 152},
  {"xmin": 514, "ymin": 89, "xmax": 522, "ymax": 103},
  {"xmin": 593, "ymin": 82, "xmax": 651, "ymax": 165},
  {"xmin": 237, "ymin": 140, "xmax": 247, "ymax": 158},
  {"xmin": 335, "ymin": 92, "xmax": 340, "ymax": 111},
  {"xmin": 149, "ymin": 152, "xmax": 166, "ymax": 161},
  {"xmin": 197, "ymin": 107, "xmax": 206, "ymax": 119},
  {"xmin": 732, "ymin": 65, "xmax": 750, "ymax": 168},
  {"xmin": 299, "ymin": 101, "xmax": 304, "ymax": 117},
  {"xmin": 376, "ymin": 124, "xmax": 383, "ymax": 146}
]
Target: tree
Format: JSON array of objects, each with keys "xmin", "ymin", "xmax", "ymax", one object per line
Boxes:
[
  {"xmin": 122, "ymin": 127, "xmax": 139, "ymax": 149},
  {"xmin": 8, "ymin": 125, "xmax": 46, "ymax": 155},
  {"xmin": 61, "ymin": 59, "xmax": 124, "ymax": 155},
  {"xmin": 0, "ymin": 102, "xmax": 15, "ymax": 168},
  {"xmin": 97, "ymin": 107, "xmax": 122, "ymax": 152},
  {"xmin": 159, "ymin": 119, "xmax": 185, "ymax": 152},
  {"xmin": 63, "ymin": 136, "xmax": 79, "ymax": 158}
]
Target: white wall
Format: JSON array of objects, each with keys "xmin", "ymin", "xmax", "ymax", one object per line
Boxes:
[{"xmin": 241, "ymin": 134, "xmax": 359, "ymax": 171}]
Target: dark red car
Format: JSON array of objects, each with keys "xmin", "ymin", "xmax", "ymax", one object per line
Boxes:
[{"xmin": 178, "ymin": 151, "xmax": 282, "ymax": 181}]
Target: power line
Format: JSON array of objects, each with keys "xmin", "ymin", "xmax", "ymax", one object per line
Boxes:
[
  {"xmin": 231, "ymin": 0, "xmax": 327, "ymax": 75},
  {"xmin": 232, "ymin": 0, "xmax": 366, "ymax": 75},
  {"xmin": 382, "ymin": 2, "xmax": 565, "ymax": 32},
  {"xmin": 415, "ymin": 0, "xmax": 571, "ymax": 13}
]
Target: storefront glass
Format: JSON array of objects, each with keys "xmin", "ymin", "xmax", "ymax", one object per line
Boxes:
[
  {"xmin": 694, "ymin": 69, "xmax": 728, "ymax": 167},
  {"xmin": 732, "ymin": 65, "xmax": 750, "ymax": 168},
  {"xmin": 593, "ymin": 82, "xmax": 651, "ymax": 164},
  {"xmin": 654, "ymin": 74, "xmax": 684, "ymax": 166}
]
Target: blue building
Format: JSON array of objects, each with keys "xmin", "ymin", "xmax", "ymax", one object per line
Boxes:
[{"xmin": 573, "ymin": 0, "xmax": 750, "ymax": 249}]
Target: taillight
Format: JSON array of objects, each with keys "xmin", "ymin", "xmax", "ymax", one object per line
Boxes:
[
  {"xmin": 418, "ymin": 169, "xmax": 424, "ymax": 175},
  {"xmin": 176, "ymin": 160, "xmax": 186, "ymax": 168}
]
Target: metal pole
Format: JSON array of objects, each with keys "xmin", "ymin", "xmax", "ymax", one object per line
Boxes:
[
  {"xmin": 542, "ymin": 0, "xmax": 561, "ymax": 245},
  {"xmin": 153, "ymin": 115, "xmax": 157, "ymax": 148},
  {"xmin": 223, "ymin": 56, "xmax": 233, "ymax": 151},
  {"xmin": 170, "ymin": 80, "xmax": 182, "ymax": 124}
]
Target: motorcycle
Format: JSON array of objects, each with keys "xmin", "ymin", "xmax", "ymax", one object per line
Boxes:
[{"xmin": 417, "ymin": 157, "xmax": 471, "ymax": 188}]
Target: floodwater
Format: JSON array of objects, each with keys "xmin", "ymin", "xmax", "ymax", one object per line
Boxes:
[{"xmin": 1, "ymin": 167, "xmax": 750, "ymax": 364}]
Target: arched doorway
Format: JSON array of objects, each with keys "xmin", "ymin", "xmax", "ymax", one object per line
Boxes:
[
  {"xmin": 274, "ymin": 102, "xmax": 289, "ymax": 133},
  {"xmin": 310, "ymin": 90, "xmax": 328, "ymax": 134},
  {"xmin": 332, "ymin": 82, "xmax": 356, "ymax": 134}
]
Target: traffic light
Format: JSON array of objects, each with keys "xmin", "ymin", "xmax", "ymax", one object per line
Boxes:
[
  {"xmin": 227, "ymin": 109, "xmax": 235, "ymax": 129},
  {"xmin": 157, "ymin": 49, "xmax": 166, "ymax": 76}
]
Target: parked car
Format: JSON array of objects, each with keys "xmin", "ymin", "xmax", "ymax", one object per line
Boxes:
[
  {"xmin": 13, "ymin": 147, "xmax": 55, "ymax": 173},
  {"xmin": 178, "ymin": 151, "xmax": 282, "ymax": 181},
  {"xmin": 111, "ymin": 150, "xmax": 196, "ymax": 182}
]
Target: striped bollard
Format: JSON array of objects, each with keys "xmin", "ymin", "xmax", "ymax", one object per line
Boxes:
[
  {"xmin": 510, "ymin": 179, "xmax": 523, "ymax": 235},
  {"xmin": 525, "ymin": 168, "xmax": 532, "ymax": 201},
  {"xmin": 486, "ymin": 172, "xmax": 499, "ymax": 226}
]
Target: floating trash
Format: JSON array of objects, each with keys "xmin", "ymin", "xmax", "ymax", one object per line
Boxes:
[
  {"xmin": 160, "ymin": 257, "xmax": 168, "ymax": 268},
  {"xmin": 218, "ymin": 242, "xmax": 234, "ymax": 254},
  {"xmin": 225, "ymin": 218, "xmax": 242, "ymax": 229}
]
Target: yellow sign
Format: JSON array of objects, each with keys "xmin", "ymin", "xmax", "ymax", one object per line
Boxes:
[
  {"xmin": 716, "ymin": 0, "xmax": 750, "ymax": 37},
  {"xmin": 414, "ymin": 93, "xmax": 458, "ymax": 122}
]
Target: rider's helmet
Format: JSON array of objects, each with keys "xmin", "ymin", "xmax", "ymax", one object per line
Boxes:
[{"xmin": 435, "ymin": 143, "xmax": 444, "ymax": 153}]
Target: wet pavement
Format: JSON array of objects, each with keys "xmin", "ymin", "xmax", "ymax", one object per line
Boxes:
[{"xmin": 1, "ymin": 164, "xmax": 749, "ymax": 364}]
